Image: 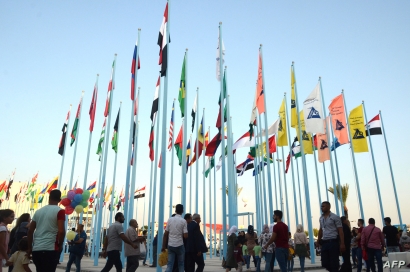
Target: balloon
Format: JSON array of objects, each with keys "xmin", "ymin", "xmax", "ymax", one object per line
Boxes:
[
  {"xmin": 75, "ymin": 205, "xmax": 84, "ymax": 214},
  {"xmin": 82, "ymin": 190, "xmax": 90, "ymax": 200},
  {"xmin": 81, "ymin": 200, "xmax": 88, "ymax": 208},
  {"xmin": 66, "ymin": 230, "xmax": 76, "ymax": 240},
  {"xmin": 67, "ymin": 191, "xmax": 75, "ymax": 200},
  {"xmin": 74, "ymin": 194, "xmax": 82, "ymax": 203},
  {"xmin": 60, "ymin": 198, "xmax": 71, "ymax": 207},
  {"xmin": 70, "ymin": 201, "xmax": 78, "ymax": 209},
  {"xmin": 242, "ymin": 197, "xmax": 249, "ymax": 203},
  {"xmin": 75, "ymin": 188, "xmax": 83, "ymax": 194},
  {"xmin": 65, "ymin": 206, "xmax": 74, "ymax": 215}
]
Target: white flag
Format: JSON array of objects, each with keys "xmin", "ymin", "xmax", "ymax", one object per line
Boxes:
[
  {"xmin": 216, "ymin": 156, "xmax": 223, "ymax": 171},
  {"xmin": 216, "ymin": 32, "xmax": 225, "ymax": 81},
  {"xmin": 260, "ymin": 119, "xmax": 279, "ymax": 137},
  {"xmin": 303, "ymin": 83, "xmax": 325, "ymax": 134}
]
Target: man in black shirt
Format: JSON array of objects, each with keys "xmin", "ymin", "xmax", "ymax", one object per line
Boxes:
[
  {"xmin": 340, "ymin": 216, "xmax": 352, "ymax": 272},
  {"xmin": 383, "ymin": 217, "xmax": 400, "ymax": 255}
]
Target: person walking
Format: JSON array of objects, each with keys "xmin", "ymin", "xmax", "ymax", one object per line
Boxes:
[
  {"xmin": 65, "ymin": 224, "xmax": 87, "ymax": 272},
  {"xmin": 340, "ymin": 216, "xmax": 352, "ymax": 272},
  {"xmin": 225, "ymin": 226, "xmax": 238, "ymax": 272},
  {"xmin": 317, "ymin": 201, "xmax": 345, "ymax": 272},
  {"xmin": 161, "ymin": 204, "xmax": 188, "ymax": 272},
  {"xmin": 150, "ymin": 232, "xmax": 158, "ymax": 268},
  {"xmin": 6, "ymin": 237, "xmax": 31, "ymax": 272},
  {"xmin": 124, "ymin": 219, "xmax": 146, "ymax": 272},
  {"xmin": 294, "ymin": 225, "xmax": 308, "ymax": 272},
  {"xmin": 253, "ymin": 241, "xmax": 262, "ymax": 272},
  {"xmin": 361, "ymin": 218, "xmax": 385, "ymax": 272},
  {"xmin": 234, "ymin": 240, "xmax": 245, "ymax": 272},
  {"xmin": 355, "ymin": 219, "xmax": 365, "ymax": 272},
  {"xmin": 185, "ymin": 214, "xmax": 207, "ymax": 272},
  {"xmin": 245, "ymin": 225, "xmax": 257, "ymax": 269},
  {"xmin": 259, "ymin": 224, "xmax": 274, "ymax": 272},
  {"xmin": 101, "ymin": 212, "xmax": 138, "ymax": 272},
  {"xmin": 383, "ymin": 217, "xmax": 400, "ymax": 254},
  {"xmin": 142, "ymin": 230, "xmax": 148, "ymax": 266},
  {"xmin": 0, "ymin": 209, "xmax": 15, "ymax": 272},
  {"xmin": 287, "ymin": 232, "xmax": 295, "ymax": 272},
  {"xmin": 351, "ymin": 228, "xmax": 358, "ymax": 268},
  {"xmin": 27, "ymin": 190, "xmax": 65, "ymax": 272},
  {"xmin": 8, "ymin": 213, "xmax": 29, "ymax": 272},
  {"xmin": 263, "ymin": 210, "xmax": 289, "ymax": 272}
]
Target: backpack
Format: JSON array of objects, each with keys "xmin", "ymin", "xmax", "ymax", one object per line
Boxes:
[{"xmin": 288, "ymin": 247, "xmax": 295, "ymax": 260}]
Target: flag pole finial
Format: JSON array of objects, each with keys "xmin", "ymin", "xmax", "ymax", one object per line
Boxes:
[
  {"xmin": 186, "ymin": 48, "xmax": 188, "ymax": 51},
  {"xmin": 292, "ymin": 61, "xmax": 294, "ymax": 65},
  {"xmin": 362, "ymin": 100, "xmax": 364, "ymax": 103},
  {"xmin": 219, "ymin": 22, "xmax": 222, "ymax": 25},
  {"xmin": 138, "ymin": 87, "xmax": 140, "ymax": 90},
  {"xmin": 284, "ymin": 92, "xmax": 286, "ymax": 95},
  {"xmin": 174, "ymin": 98, "xmax": 176, "ymax": 101},
  {"xmin": 120, "ymin": 101, "xmax": 122, "ymax": 104},
  {"xmin": 138, "ymin": 28, "xmax": 141, "ymax": 30},
  {"xmin": 115, "ymin": 53, "xmax": 117, "ymax": 56},
  {"xmin": 97, "ymin": 73, "xmax": 99, "ymax": 76},
  {"xmin": 319, "ymin": 76, "xmax": 321, "ymax": 80},
  {"xmin": 70, "ymin": 104, "xmax": 72, "ymax": 106},
  {"xmin": 341, "ymin": 89, "xmax": 344, "ymax": 94}
]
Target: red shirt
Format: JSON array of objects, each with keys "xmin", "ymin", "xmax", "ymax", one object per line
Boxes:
[
  {"xmin": 273, "ymin": 222, "xmax": 289, "ymax": 248},
  {"xmin": 234, "ymin": 246, "xmax": 243, "ymax": 263}
]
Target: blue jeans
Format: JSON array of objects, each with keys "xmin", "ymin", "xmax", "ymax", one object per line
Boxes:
[
  {"xmin": 275, "ymin": 248, "xmax": 289, "ymax": 272},
  {"xmin": 365, "ymin": 248, "xmax": 383, "ymax": 272},
  {"xmin": 165, "ymin": 245, "xmax": 185, "ymax": 272},
  {"xmin": 244, "ymin": 255, "xmax": 250, "ymax": 269},
  {"xmin": 356, "ymin": 247, "xmax": 363, "ymax": 272},
  {"xmin": 264, "ymin": 252, "xmax": 274, "ymax": 272},
  {"xmin": 321, "ymin": 240, "xmax": 340, "ymax": 272},
  {"xmin": 255, "ymin": 256, "xmax": 261, "ymax": 272},
  {"xmin": 387, "ymin": 246, "xmax": 400, "ymax": 255},
  {"xmin": 66, "ymin": 252, "xmax": 82, "ymax": 272},
  {"xmin": 351, "ymin": 247, "xmax": 358, "ymax": 265},
  {"xmin": 299, "ymin": 256, "xmax": 305, "ymax": 272},
  {"xmin": 287, "ymin": 257, "xmax": 294, "ymax": 272}
]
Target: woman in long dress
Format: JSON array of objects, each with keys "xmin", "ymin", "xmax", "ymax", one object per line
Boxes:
[
  {"xmin": 245, "ymin": 225, "xmax": 257, "ymax": 268},
  {"xmin": 294, "ymin": 224, "xmax": 308, "ymax": 272},
  {"xmin": 225, "ymin": 226, "xmax": 238, "ymax": 272}
]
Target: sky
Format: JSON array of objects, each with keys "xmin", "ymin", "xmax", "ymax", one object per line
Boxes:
[{"xmin": 1, "ymin": 1, "xmax": 410, "ymax": 231}]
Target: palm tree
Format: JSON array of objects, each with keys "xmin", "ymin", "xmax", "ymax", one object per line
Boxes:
[
  {"xmin": 328, "ymin": 183, "xmax": 349, "ymax": 217},
  {"xmin": 225, "ymin": 185, "xmax": 243, "ymax": 196}
]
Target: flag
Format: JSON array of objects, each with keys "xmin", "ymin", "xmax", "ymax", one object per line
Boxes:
[
  {"xmin": 260, "ymin": 119, "xmax": 279, "ymax": 137},
  {"xmin": 204, "ymin": 157, "xmax": 215, "ymax": 178},
  {"xmin": 237, "ymin": 158, "xmax": 254, "ymax": 176},
  {"xmin": 111, "ymin": 108, "xmax": 120, "ymax": 153},
  {"xmin": 216, "ymin": 31, "xmax": 225, "ymax": 81},
  {"xmin": 174, "ymin": 125, "xmax": 183, "ymax": 165},
  {"xmin": 349, "ymin": 105, "xmax": 368, "ymax": 153},
  {"xmin": 205, "ymin": 133, "xmax": 222, "ymax": 157},
  {"xmin": 104, "ymin": 60, "xmax": 116, "ymax": 117},
  {"xmin": 70, "ymin": 98, "xmax": 82, "ymax": 146},
  {"xmin": 330, "ymin": 138, "xmax": 341, "ymax": 151},
  {"xmin": 191, "ymin": 95, "xmax": 197, "ymax": 132},
  {"xmin": 296, "ymin": 110, "xmax": 313, "ymax": 155},
  {"xmin": 365, "ymin": 114, "xmax": 382, "ymax": 136},
  {"xmin": 105, "ymin": 186, "xmax": 112, "ymax": 202},
  {"xmin": 31, "ymin": 173, "xmax": 38, "ymax": 184},
  {"xmin": 149, "ymin": 78, "xmax": 159, "ymax": 161},
  {"xmin": 204, "ymin": 132, "xmax": 209, "ymax": 147},
  {"xmin": 96, "ymin": 118, "xmax": 106, "ymax": 160},
  {"xmin": 40, "ymin": 182, "xmax": 49, "ymax": 194},
  {"xmin": 87, "ymin": 181, "xmax": 96, "ymax": 192},
  {"xmin": 291, "ymin": 67, "xmax": 298, "ymax": 128},
  {"xmin": 89, "ymin": 81, "xmax": 98, "ymax": 132},
  {"xmin": 328, "ymin": 94, "xmax": 349, "ymax": 145},
  {"xmin": 252, "ymin": 161, "xmax": 268, "ymax": 176},
  {"xmin": 72, "ymin": 181, "xmax": 77, "ymax": 190},
  {"xmin": 255, "ymin": 51, "xmax": 265, "ymax": 114},
  {"xmin": 158, "ymin": 3, "xmax": 169, "ymax": 77},
  {"xmin": 134, "ymin": 186, "xmax": 146, "ymax": 199},
  {"xmin": 46, "ymin": 177, "xmax": 58, "ymax": 193},
  {"xmin": 131, "ymin": 39, "xmax": 141, "ymax": 101},
  {"xmin": 317, "ymin": 118, "xmax": 330, "ymax": 162},
  {"xmin": 186, "ymin": 140, "xmax": 191, "ymax": 173},
  {"xmin": 58, "ymin": 110, "xmax": 70, "ymax": 155},
  {"xmin": 277, "ymin": 99, "xmax": 288, "ymax": 146},
  {"xmin": 215, "ymin": 156, "xmax": 223, "ymax": 171},
  {"xmin": 303, "ymin": 83, "xmax": 325, "ymax": 134},
  {"xmin": 158, "ymin": 154, "xmax": 162, "ymax": 168},
  {"xmin": 149, "ymin": 126, "xmax": 154, "ymax": 161},
  {"xmin": 249, "ymin": 85, "xmax": 258, "ymax": 140},
  {"xmin": 216, "ymin": 72, "xmax": 227, "ymax": 130},
  {"xmin": 233, "ymin": 131, "xmax": 255, "ymax": 151},
  {"xmin": 190, "ymin": 116, "xmax": 204, "ymax": 166},
  {"xmin": 178, "ymin": 55, "xmax": 186, "ymax": 117},
  {"xmin": 268, "ymin": 135, "xmax": 277, "ymax": 154},
  {"xmin": 168, "ymin": 101, "xmax": 175, "ymax": 150}
]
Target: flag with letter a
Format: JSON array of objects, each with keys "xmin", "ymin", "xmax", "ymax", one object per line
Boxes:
[
  {"xmin": 255, "ymin": 52, "xmax": 265, "ymax": 114},
  {"xmin": 277, "ymin": 99, "xmax": 288, "ymax": 146},
  {"xmin": 317, "ymin": 117, "xmax": 330, "ymax": 162},
  {"xmin": 296, "ymin": 110, "xmax": 313, "ymax": 154},
  {"xmin": 291, "ymin": 67, "xmax": 298, "ymax": 128},
  {"xmin": 349, "ymin": 105, "xmax": 368, "ymax": 153},
  {"xmin": 303, "ymin": 83, "xmax": 325, "ymax": 134},
  {"xmin": 328, "ymin": 94, "xmax": 349, "ymax": 145}
]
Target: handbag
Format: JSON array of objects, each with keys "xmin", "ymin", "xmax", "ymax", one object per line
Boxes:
[
  {"xmin": 158, "ymin": 249, "xmax": 168, "ymax": 267},
  {"xmin": 362, "ymin": 227, "xmax": 375, "ymax": 261}
]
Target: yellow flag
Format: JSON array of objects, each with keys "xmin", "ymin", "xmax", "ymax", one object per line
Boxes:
[
  {"xmin": 349, "ymin": 105, "xmax": 368, "ymax": 153},
  {"xmin": 257, "ymin": 142, "xmax": 267, "ymax": 156},
  {"xmin": 278, "ymin": 99, "xmax": 288, "ymax": 146},
  {"xmin": 105, "ymin": 185, "xmax": 113, "ymax": 202},
  {"xmin": 296, "ymin": 110, "xmax": 313, "ymax": 154},
  {"xmin": 291, "ymin": 67, "xmax": 298, "ymax": 128}
]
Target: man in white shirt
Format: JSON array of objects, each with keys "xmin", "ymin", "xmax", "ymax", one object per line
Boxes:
[{"xmin": 162, "ymin": 204, "xmax": 188, "ymax": 272}]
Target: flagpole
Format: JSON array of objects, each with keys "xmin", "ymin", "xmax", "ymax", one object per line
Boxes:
[
  {"xmin": 202, "ymin": 108, "xmax": 207, "ymax": 260},
  {"xmin": 255, "ymin": 133, "xmax": 266, "ymax": 227},
  {"xmin": 323, "ymin": 164, "xmax": 330, "ymax": 201},
  {"xmin": 363, "ymin": 101, "xmax": 384, "ymax": 222},
  {"xmin": 379, "ymin": 110, "xmax": 403, "ymax": 227},
  {"xmin": 312, "ymin": 135, "xmax": 322, "ymax": 212},
  {"xmin": 293, "ymin": 63, "xmax": 315, "ymax": 263},
  {"xmin": 281, "ymin": 147, "xmax": 291, "ymax": 230},
  {"xmin": 257, "ymin": 112, "xmax": 268, "ymax": 225},
  {"xmin": 181, "ymin": 49, "xmax": 188, "ymax": 213},
  {"xmin": 342, "ymin": 90, "xmax": 365, "ymax": 221},
  {"xmin": 272, "ymin": 151, "xmax": 278, "ymax": 210},
  {"xmin": 129, "ymin": 91, "xmax": 141, "ymax": 220},
  {"xmin": 227, "ymin": 88, "xmax": 236, "ymax": 228},
  {"xmin": 92, "ymin": 148, "xmax": 105, "ymax": 265},
  {"xmin": 259, "ymin": 45, "xmax": 273, "ymax": 220},
  {"xmin": 147, "ymin": 160, "xmax": 154, "ymax": 264},
  {"xmin": 195, "ymin": 88, "xmax": 199, "ymax": 213},
  {"xmin": 58, "ymin": 104, "xmax": 72, "ymax": 190},
  {"xmin": 189, "ymin": 134, "xmax": 192, "ymax": 211},
  {"xmin": 284, "ymin": 90, "xmax": 299, "ymax": 226},
  {"xmin": 93, "ymin": 53, "xmax": 117, "ymax": 266},
  {"xmin": 213, "ymin": 158, "xmax": 217, "ymax": 257},
  {"xmin": 276, "ymin": 145, "xmax": 283, "ymax": 212},
  {"xmin": 169, "ymin": 98, "xmax": 176, "ymax": 218},
  {"xmin": 208, "ymin": 135, "xmax": 213, "ymax": 258},
  {"xmin": 329, "ymin": 114, "xmax": 345, "ymax": 215}
]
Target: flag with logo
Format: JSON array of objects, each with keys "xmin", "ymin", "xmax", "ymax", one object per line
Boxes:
[
  {"xmin": 349, "ymin": 105, "xmax": 368, "ymax": 153},
  {"xmin": 255, "ymin": 51, "xmax": 265, "ymax": 114},
  {"xmin": 291, "ymin": 67, "xmax": 298, "ymax": 128},
  {"xmin": 328, "ymin": 94, "xmax": 349, "ymax": 145},
  {"xmin": 277, "ymin": 99, "xmax": 288, "ymax": 146},
  {"xmin": 296, "ymin": 110, "xmax": 313, "ymax": 154},
  {"xmin": 317, "ymin": 118, "xmax": 330, "ymax": 162},
  {"xmin": 303, "ymin": 83, "xmax": 325, "ymax": 134}
]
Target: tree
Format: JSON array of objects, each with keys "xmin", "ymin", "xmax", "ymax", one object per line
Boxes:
[
  {"xmin": 313, "ymin": 228, "xmax": 319, "ymax": 237},
  {"xmin": 225, "ymin": 186, "xmax": 243, "ymax": 196},
  {"xmin": 328, "ymin": 183, "xmax": 349, "ymax": 217},
  {"xmin": 304, "ymin": 231, "xmax": 309, "ymax": 237}
]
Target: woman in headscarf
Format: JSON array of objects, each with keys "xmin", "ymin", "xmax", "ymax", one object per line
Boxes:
[
  {"xmin": 400, "ymin": 231, "xmax": 410, "ymax": 252},
  {"xmin": 259, "ymin": 224, "xmax": 275, "ymax": 272},
  {"xmin": 225, "ymin": 226, "xmax": 238, "ymax": 272},
  {"xmin": 245, "ymin": 225, "xmax": 257, "ymax": 261},
  {"xmin": 294, "ymin": 224, "xmax": 308, "ymax": 272}
]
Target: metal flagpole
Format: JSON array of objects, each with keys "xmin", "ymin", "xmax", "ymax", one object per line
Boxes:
[
  {"xmin": 257, "ymin": 113, "xmax": 268, "ymax": 224},
  {"xmin": 342, "ymin": 90, "xmax": 365, "ymax": 221},
  {"xmin": 259, "ymin": 45, "xmax": 273, "ymax": 219},
  {"xmin": 284, "ymin": 91, "xmax": 299, "ymax": 226},
  {"xmin": 146, "ymin": 160, "xmax": 154, "ymax": 263},
  {"xmin": 202, "ymin": 108, "xmax": 207, "ymax": 260},
  {"xmin": 379, "ymin": 110, "xmax": 403, "ymax": 227},
  {"xmin": 227, "ymin": 90, "xmax": 236, "ymax": 228},
  {"xmin": 318, "ymin": 78, "xmax": 340, "ymax": 216},
  {"xmin": 312, "ymin": 135, "xmax": 322, "ymax": 212},
  {"xmin": 272, "ymin": 151, "xmax": 278, "ymax": 210},
  {"xmin": 92, "ymin": 154, "xmax": 105, "ymax": 264},
  {"xmin": 58, "ymin": 104, "xmax": 72, "ymax": 190},
  {"xmin": 329, "ymin": 114, "xmax": 345, "ymax": 215},
  {"xmin": 281, "ymin": 147, "xmax": 291, "ymax": 231},
  {"xmin": 181, "ymin": 49, "xmax": 188, "ymax": 213},
  {"xmin": 293, "ymin": 63, "xmax": 315, "ymax": 262},
  {"xmin": 363, "ymin": 101, "xmax": 384, "ymax": 222},
  {"xmin": 276, "ymin": 147, "xmax": 283, "ymax": 212},
  {"xmin": 208, "ymin": 156, "xmax": 213, "ymax": 258},
  {"xmin": 254, "ymin": 128, "xmax": 264, "ymax": 226},
  {"xmin": 189, "ymin": 134, "xmax": 192, "ymax": 211},
  {"xmin": 169, "ymin": 99, "xmax": 176, "ymax": 218},
  {"xmin": 93, "ymin": 53, "xmax": 117, "ymax": 266},
  {"xmin": 195, "ymin": 89, "xmax": 199, "ymax": 213},
  {"xmin": 213, "ymin": 156, "xmax": 217, "ymax": 257},
  {"xmin": 323, "ymin": 164, "xmax": 330, "ymax": 201}
]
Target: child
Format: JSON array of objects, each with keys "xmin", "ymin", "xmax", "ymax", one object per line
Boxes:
[
  {"xmin": 234, "ymin": 240, "xmax": 245, "ymax": 272},
  {"xmin": 287, "ymin": 232, "xmax": 295, "ymax": 272},
  {"xmin": 253, "ymin": 240, "xmax": 262, "ymax": 272},
  {"xmin": 6, "ymin": 237, "xmax": 31, "ymax": 272},
  {"xmin": 242, "ymin": 242, "xmax": 249, "ymax": 270}
]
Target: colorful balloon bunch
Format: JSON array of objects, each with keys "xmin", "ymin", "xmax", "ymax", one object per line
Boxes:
[{"xmin": 60, "ymin": 188, "xmax": 91, "ymax": 215}]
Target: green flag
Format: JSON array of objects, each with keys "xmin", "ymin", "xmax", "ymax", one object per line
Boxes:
[
  {"xmin": 97, "ymin": 118, "xmax": 106, "ymax": 160},
  {"xmin": 205, "ymin": 157, "xmax": 215, "ymax": 178},
  {"xmin": 70, "ymin": 98, "xmax": 82, "ymax": 146},
  {"xmin": 178, "ymin": 55, "xmax": 186, "ymax": 117},
  {"xmin": 111, "ymin": 109, "xmax": 120, "ymax": 152}
]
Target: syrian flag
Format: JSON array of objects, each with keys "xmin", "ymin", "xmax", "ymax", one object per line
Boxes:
[
  {"xmin": 233, "ymin": 131, "xmax": 255, "ymax": 151},
  {"xmin": 365, "ymin": 114, "xmax": 382, "ymax": 136},
  {"xmin": 58, "ymin": 110, "xmax": 70, "ymax": 155},
  {"xmin": 104, "ymin": 60, "xmax": 116, "ymax": 117},
  {"xmin": 150, "ymin": 77, "xmax": 160, "ymax": 123},
  {"xmin": 191, "ymin": 95, "xmax": 197, "ymax": 132},
  {"xmin": 89, "ymin": 80, "xmax": 98, "ymax": 132},
  {"xmin": 158, "ymin": 3, "xmax": 169, "ymax": 77},
  {"xmin": 131, "ymin": 39, "xmax": 141, "ymax": 101}
]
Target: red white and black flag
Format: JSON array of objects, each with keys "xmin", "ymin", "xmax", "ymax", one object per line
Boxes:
[
  {"xmin": 89, "ymin": 81, "xmax": 98, "ymax": 132},
  {"xmin": 58, "ymin": 110, "xmax": 70, "ymax": 156},
  {"xmin": 158, "ymin": 3, "xmax": 170, "ymax": 77},
  {"xmin": 365, "ymin": 114, "xmax": 382, "ymax": 136}
]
